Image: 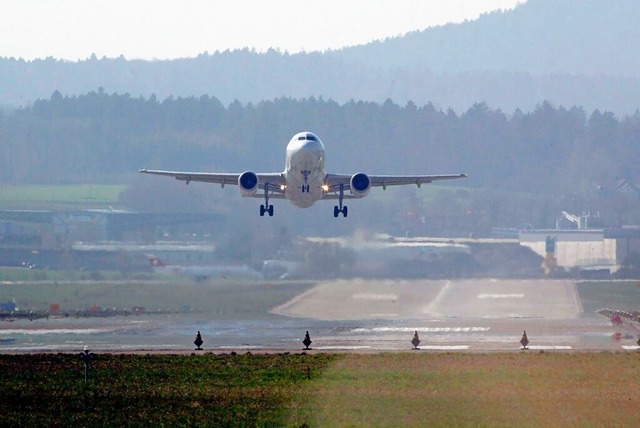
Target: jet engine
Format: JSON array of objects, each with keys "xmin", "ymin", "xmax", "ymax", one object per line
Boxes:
[
  {"xmin": 350, "ymin": 172, "xmax": 371, "ymax": 197},
  {"xmin": 238, "ymin": 171, "xmax": 259, "ymax": 196}
]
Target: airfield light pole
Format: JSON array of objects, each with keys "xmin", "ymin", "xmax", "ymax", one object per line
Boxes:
[
  {"xmin": 79, "ymin": 346, "xmax": 95, "ymax": 384},
  {"xmin": 303, "ymin": 331, "xmax": 312, "ymax": 350},
  {"xmin": 194, "ymin": 331, "xmax": 204, "ymax": 350},
  {"xmin": 411, "ymin": 331, "xmax": 421, "ymax": 350},
  {"xmin": 520, "ymin": 331, "xmax": 530, "ymax": 350}
]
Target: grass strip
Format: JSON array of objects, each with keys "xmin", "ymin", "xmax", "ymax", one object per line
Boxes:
[
  {"xmin": 0, "ymin": 352, "xmax": 338, "ymax": 426},
  {"xmin": 0, "ymin": 184, "xmax": 126, "ymax": 210},
  {"xmin": 287, "ymin": 352, "xmax": 640, "ymax": 427}
]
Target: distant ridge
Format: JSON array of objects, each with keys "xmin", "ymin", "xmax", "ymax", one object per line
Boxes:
[
  {"xmin": 1, "ymin": 0, "xmax": 639, "ymax": 113},
  {"xmin": 332, "ymin": 0, "xmax": 640, "ymax": 75}
]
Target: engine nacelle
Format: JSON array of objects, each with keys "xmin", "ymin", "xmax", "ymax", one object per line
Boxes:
[
  {"xmin": 238, "ymin": 171, "xmax": 259, "ymax": 196},
  {"xmin": 350, "ymin": 172, "xmax": 371, "ymax": 198}
]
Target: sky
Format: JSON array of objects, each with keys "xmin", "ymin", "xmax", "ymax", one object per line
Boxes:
[{"xmin": 0, "ymin": 0, "xmax": 524, "ymax": 61}]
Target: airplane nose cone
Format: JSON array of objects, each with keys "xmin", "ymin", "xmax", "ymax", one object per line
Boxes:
[{"xmin": 301, "ymin": 139, "xmax": 324, "ymax": 150}]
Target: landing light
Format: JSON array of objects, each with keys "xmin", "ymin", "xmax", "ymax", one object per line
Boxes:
[
  {"xmin": 322, "ymin": 185, "xmax": 329, "ymax": 192},
  {"xmin": 280, "ymin": 185, "xmax": 286, "ymax": 191}
]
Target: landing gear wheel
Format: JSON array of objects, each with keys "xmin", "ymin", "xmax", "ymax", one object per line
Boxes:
[
  {"xmin": 334, "ymin": 205, "xmax": 348, "ymax": 218},
  {"xmin": 260, "ymin": 205, "xmax": 274, "ymax": 217}
]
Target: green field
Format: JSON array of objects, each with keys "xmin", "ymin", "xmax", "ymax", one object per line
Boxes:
[
  {"xmin": 577, "ymin": 280, "xmax": 640, "ymax": 318},
  {"xmin": 0, "ymin": 277, "xmax": 315, "ymax": 319},
  {"xmin": 0, "ymin": 353, "xmax": 338, "ymax": 426},
  {"xmin": 1, "ymin": 352, "xmax": 639, "ymax": 426},
  {"xmin": 0, "ymin": 184, "xmax": 126, "ymax": 210}
]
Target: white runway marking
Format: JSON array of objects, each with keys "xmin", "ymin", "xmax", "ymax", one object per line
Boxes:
[
  {"xmin": 477, "ymin": 294, "xmax": 525, "ymax": 299},
  {"xmin": 622, "ymin": 346, "xmax": 640, "ymax": 350},
  {"xmin": 352, "ymin": 293, "xmax": 398, "ymax": 301},
  {"xmin": 314, "ymin": 346, "xmax": 372, "ymax": 350},
  {"xmin": 0, "ymin": 328, "xmax": 116, "ymax": 335},
  {"xmin": 423, "ymin": 280, "xmax": 452, "ymax": 315},
  {"xmin": 352, "ymin": 327, "xmax": 490, "ymax": 333},
  {"xmin": 524, "ymin": 345, "xmax": 573, "ymax": 350},
  {"xmin": 416, "ymin": 345, "xmax": 470, "ymax": 350}
]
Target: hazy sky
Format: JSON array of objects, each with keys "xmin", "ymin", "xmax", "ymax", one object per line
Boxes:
[{"xmin": 1, "ymin": 0, "xmax": 524, "ymax": 61}]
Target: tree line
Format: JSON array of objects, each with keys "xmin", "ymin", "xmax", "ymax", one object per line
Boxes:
[{"xmin": 1, "ymin": 90, "xmax": 640, "ymax": 233}]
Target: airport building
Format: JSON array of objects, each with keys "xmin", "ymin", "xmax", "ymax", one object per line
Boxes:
[
  {"xmin": 0, "ymin": 210, "xmax": 221, "ymax": 270},
  {"xmin": 2, "ymin": 208, "xmax": 640, "ymax": 278},
  {"xmin": 519, "ymin": 227, "xmax": 640, "ymax": 275}
]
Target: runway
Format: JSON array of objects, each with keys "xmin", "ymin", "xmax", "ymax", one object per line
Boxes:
[
  {"xmin": 271, "ymin": 278, "xmax": 638, "ymax": 351},
  {"xmin": 1, "ymin": 279, "xmax": 639, "ymax": 352}
]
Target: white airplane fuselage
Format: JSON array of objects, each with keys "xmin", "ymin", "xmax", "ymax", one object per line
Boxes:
[{"xmin": 283, "ymin": 132, "xmax": 326, "ymax": 208}]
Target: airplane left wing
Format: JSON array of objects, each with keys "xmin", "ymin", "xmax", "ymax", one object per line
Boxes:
[{"xmin": 325, "ymin": 173, "xmax": 467, "ymax": 191}]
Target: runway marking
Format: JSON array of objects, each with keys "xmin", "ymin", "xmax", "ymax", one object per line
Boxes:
[
  {"xmin": 423, "ymin": 280, "xmax": 452, "ymax": 315},
  {"xmin": 352, "ymin": 327, "xmax": 490, "ymax": 333},
  {"xmin": 525, "ymin": 345, "xmax": 573, "ymax": 350},
  {"xmin": 0, "ymin": 328, "xmax": 116, "ymax": 335},
  {"xmin": 477, "ymin": 294, "xmax": 525, "ymax": 299},
  {"xmin": 314, "ymin": 346, "xmax": 372, "ymax": 350},
  {"xmin": 622, "ymin": 346, "xmax": 640, "ymax": 350},
  {"xmin": 416, "ymin": 345, "xmax": 470, "ymax": 350},
  {"xmin": 353, "ymin": 293, "xmax": 398, "ymax": 301}
]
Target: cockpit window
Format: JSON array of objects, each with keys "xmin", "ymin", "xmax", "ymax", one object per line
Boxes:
[
  {"xmin": 306, "ymin": 134, "xmax": 316, "ymax": 141},
  {"xmin": 298, "ymin": 136, "xmax": 306, "ymax": 140}
]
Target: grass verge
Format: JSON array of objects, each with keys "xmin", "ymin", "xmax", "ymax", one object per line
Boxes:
[
  {"xmin": 287, "ymin": 352, "xmax": 640, "ymax": 427},
  {"xmin": 0, "ymin": 352, "xmax": 338, "ymax": 426},
  {"xmin": 2, "ymin": 352, "xmax": 639, "ymax": 426},
  {"xmin": 0, "ymin": 184, "xmax": 125, "ymax": 210},
  {"xmin": 0, "ymin": 278, "xmax": 315, "ymax": 320}
]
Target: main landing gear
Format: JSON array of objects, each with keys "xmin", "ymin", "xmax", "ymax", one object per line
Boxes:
[
  {"xmin": 333, "ymin": 184, "xmax": 348, "ymax": 218},
  {"xmin": 260, "ymin": 185, "xmax": 274, "ymax": 217},
  {"xmin": 334, "ymin": 205, "xmax": 347, "ymax": 218}
]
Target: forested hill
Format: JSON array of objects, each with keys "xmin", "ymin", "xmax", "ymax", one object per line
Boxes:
[
  {"xmin": 332, "ymin": 0, "xmax": 640, "ymax": 75},
  {"xmin": 1, "ymin": 0, "xmax": 640, "ymax": 113},
  {"xmin": 1, "ymin": 92, "xmax": 639, "ymax": 201}
]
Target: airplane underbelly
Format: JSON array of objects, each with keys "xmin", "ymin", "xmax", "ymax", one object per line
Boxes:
[{"xmin": 285, "ymin": 175, "xmax": 323, "ymax": 208}]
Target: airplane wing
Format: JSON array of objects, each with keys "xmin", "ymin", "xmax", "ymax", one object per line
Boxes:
[
  {"xmin": 139, "ymin": 169, "xmax": 286, "ymax": 196},
  {"xmin": 324, "ymin": 173, "xmax": 467, "ymax": 191}
]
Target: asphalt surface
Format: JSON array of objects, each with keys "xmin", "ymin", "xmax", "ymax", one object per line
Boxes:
[
  {"xmin": 272, "ymin": 279, "xmax": 638, "ymax": 351},
  {"xmin": 2, "ymin": 279, "xmax": 639, "ymax": 353}
]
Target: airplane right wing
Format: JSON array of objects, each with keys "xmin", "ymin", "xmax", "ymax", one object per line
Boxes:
[
  {"xmin": 138, "ymin": 169, "xmax": 286, "ymax": 196},
  {"xmin": 139, "ymin": 169, "xmax": 284, "ymax": 186}
]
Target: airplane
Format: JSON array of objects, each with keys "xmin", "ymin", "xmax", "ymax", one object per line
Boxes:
[
  {"xmin": 148, "ymin": 256, "xmax": 263, "ymax": 281},
  {"xmin": 597, "ymin": 308, "xmax": 640, "ymax": 328},
  {"xmin": 139, "ymin": 131, "xmax": 467, "ymax": 217}
]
